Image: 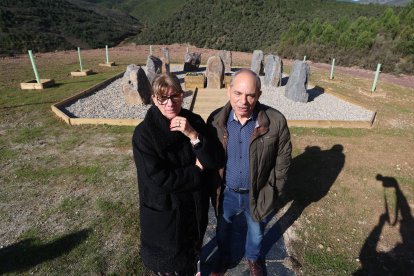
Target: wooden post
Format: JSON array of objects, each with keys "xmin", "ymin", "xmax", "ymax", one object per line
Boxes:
[
  {"xmin": 330, "ymin": 58, "xmax": 335, "ymax": 80},
  {"xmin": 303, "ymin": 55, "xmax": 306, "ymax": 62},
  {"xmin": 150, "ymin": 45, "xmax": 153, "ymax": 55},
  {"xmin": 77, "ymin": 47, "xmax": 83, "ymax": 72},
  {"xmin": 371, "ymin": 63, "xmax": 381, "ymax": 92},
  {"xmin": 28, "ymin": 50, "xmax": 40, "ymax": 83}
]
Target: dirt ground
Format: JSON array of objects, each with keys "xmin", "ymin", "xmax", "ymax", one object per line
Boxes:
[{"xmin": 7, "ymin": 43, "xmax": 411, "ymax": 88}]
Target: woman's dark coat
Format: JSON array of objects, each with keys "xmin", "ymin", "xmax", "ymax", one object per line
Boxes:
[{"xmin": 132, "ymin": 106, "xmax": 224, "ymax": 272}]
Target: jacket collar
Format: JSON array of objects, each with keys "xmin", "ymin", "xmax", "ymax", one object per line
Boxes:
[
  {"xmin": 144, "ymin": 105, "xmax": 186, "ymax": 150},
  {"xmin": 217, "ymin": 102, "xmax": 270, "ymax": 136}
]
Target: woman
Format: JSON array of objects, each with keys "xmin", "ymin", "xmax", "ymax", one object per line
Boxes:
[{"xmin": 132, "ymin": 73, "xmax": 224, "ymax": 275}]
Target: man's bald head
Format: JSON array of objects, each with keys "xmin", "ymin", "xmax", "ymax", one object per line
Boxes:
[{"xmin": 230, "ymin": 69, "xmax": 261, "ymax": 93}]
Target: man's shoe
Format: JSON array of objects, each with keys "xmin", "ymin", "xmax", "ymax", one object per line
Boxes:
[{"xmin": 247, "ymin": 260, "xmax": 263, "ymax": 276}]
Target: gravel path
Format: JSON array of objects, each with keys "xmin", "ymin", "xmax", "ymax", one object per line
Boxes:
[{"xmin": 64, "ymin": 66, "xmax": 375, "ymax": 122}]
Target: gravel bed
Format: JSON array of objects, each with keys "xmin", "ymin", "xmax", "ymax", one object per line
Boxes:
[
  {"xmin": 259, "ymin": 76, "xmax": 374, "ymax": 121},
  {"xmin": 64, "ymin": 66, "xmax": 374, "ymax": 121}
]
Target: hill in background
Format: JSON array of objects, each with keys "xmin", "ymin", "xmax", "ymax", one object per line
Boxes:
[
  {"xmin": 79, "ymin": 0, "xmax": 185, "ymax": 25},
  {"xmin": 133, "ymin": 0, "xmax": 413, "ymax": 74},
  {"xmin": 1, "ymin": 0, "xmax": 412, "ymax": 74},
  {"xmin": 0, "ymin": 0, "xmax": 141, "ymax": 56}
]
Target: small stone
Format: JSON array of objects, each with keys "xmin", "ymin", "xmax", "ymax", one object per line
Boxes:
[
  {"xmin": 184, "ymin": 52, "xmax": 201, "ymax": 71},
  {"xmin": 206, "ymin": 56, "xmax": 224, "ymax": 89},
  {"xmin": 318, "ymin": 244, "xmax": 324, "ymax": 249}
]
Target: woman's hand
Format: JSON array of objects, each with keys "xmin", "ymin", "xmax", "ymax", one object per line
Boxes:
[
  {"xmin": 169, "ymin": 116, "xmax": 198, "ymax": 140},
  {"xmin": 195, "ymin": 158, "xmax": 204, "ymax": 171}
]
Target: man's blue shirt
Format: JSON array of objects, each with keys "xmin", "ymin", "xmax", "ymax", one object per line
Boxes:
[{"xmin": 225, "ymin": 109, "xmax": 257, "ymax": 190}]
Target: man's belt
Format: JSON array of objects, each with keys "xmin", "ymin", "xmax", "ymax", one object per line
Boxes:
[{"xmin": 226, "ymin": 186, "xmax": 249, "ymax": 194}]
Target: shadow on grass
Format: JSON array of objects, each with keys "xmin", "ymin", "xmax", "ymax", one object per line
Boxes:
[
  {"xmin": 0, "ymin": 229, "xmax": 91, "ymax": 274},
  {"xmin": 1, "ymin": 101, "xmax": 56, "ymax": 110},
  {"xmin": 353, "ymin": 174, "xmax": 414, "ymax": 275},
  {"xmin": 265, "ymin": 144, "xmax": 345, "ymax": 251},
  {"xmin": 201, "ymin": 144, "xmax": 345, "ymax": 275}
]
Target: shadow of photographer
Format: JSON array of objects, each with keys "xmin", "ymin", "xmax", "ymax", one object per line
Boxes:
[
  {"xmin": 0, "ymin": 228, "xmax": 91, "ymax": 274},
  {"xmin": 262, "ymin": 144, "xmax": 345, "ymax": 257},
  {"xmin": 353, "ymin": 174, "xmax": 414, "ymax": 275}
]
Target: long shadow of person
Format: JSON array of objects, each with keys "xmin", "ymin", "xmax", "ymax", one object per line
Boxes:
[
  {"xmin": 354, "ymin": 174, "xmax": 414, "ymax": 275},
  {"xmin": 201, "ymin": 145, "xmax": 345, "ymax": 275},
  {"xmin": 0, "ymin": 229, "xmax": 91, "ymax": 274},
  {"xmin": 262, "ymin": 144, "xmax": 346, "ymax": 258}
]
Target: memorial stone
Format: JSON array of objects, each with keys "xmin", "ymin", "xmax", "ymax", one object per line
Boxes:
[
  {"xmin": 218, "ymin": 50, "xmax": 232, "ymax": 73},
  {"xmin": 122, "ymin": 65, "xmax": 152, "ymax": 105},
  {"xmin": 264, "ymin": 54, "xmax": 283, "ymax": 87},
  {"xmin": 206, "ymin": 56, "xmax": 224, "ymax": 89},
  {"xmin": 285, "ymin": 60, "xmax": 310, "ymax": 103},
  {"xmin": 146, "ymin": 55, "xmax": 162, "ymax": 84},
  {"xmin": 251, "ymin": 50, "xmax": 264, "ymax": 75},
  {"xmin": 161, "ymin": 47, "xmax": 170, "ymax": 74},
  {"xmin": 184, "ymin": 52, "xmax": 201, "ymax": 71}
]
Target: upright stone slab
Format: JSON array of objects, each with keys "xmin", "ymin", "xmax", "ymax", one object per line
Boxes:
[
  {"xmin": 206, "ymin": 56, "xmax": 224, "ymax": 89},
  {"xmin": 146, "ymin": 55, "xmax": 162, "ymax": 84},
  {"xmin": 250, "ymin": 50, "xmax": 264, "ymax": 76},
  {"xmin": 184, "ymin": 52, "xmax": 201, "ymax": 71},
  {"xmin": 274, "ymin": 55, "xmax": 283, "ymax": 87},
  {"xmin": 264, "ymin": 54, "xmax": 283, "ymax": 87},
  {"xmin": 218, "ymin": 50, "xmax": 232, "ymax": 73},
  {"xmin": 285, "ymin": 60, "xmax": 310, "ymax": 103},
  {"xmin": 122, "ymin": 65, "xmax": 152, "ymax": 105},
  {"xmin": 161, "ymin": 47, "xmax": 170, "ymax": 74},
  {"xmin": 122, "ymin": 64, "xmax": 140, "ymax": 83}
]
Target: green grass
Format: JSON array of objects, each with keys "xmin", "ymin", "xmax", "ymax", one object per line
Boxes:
[
  {"xmin": 304, "ymin": 250, "xmax": 356, "ymax": 275},
  {"xmin": 14, "ymin": 164, "xmax": 104, "ymax": 184},
  {"xmin": 0, "ymin": 147, "xmax": 17, "ymax": 161},
  {"xmin": 290, "ymin": 127, "xmax": 369, "ymax": 137}
]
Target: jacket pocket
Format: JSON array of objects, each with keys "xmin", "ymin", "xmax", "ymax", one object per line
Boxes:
[
  {"xmin": 140, "ymin": 205, "xmax": 177, "ymax": 250},
  {"xmin": 256, "ymin": 182, "xmax": 278, "ymax": 220}
]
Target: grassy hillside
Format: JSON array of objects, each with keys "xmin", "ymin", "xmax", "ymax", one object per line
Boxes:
[
  {"xmin": 277, "ymin": 3, "xmax": 414, "ymax": 73},
  {"xmin": 134, "ymin": 0, "xmax": 388, "ymax": 51},
  {"xmin": 134, "ymin": 0, "xmax": 413, "ymax": 74},
  {"xmin": 79, "ymin": 0, "xmax": 185, "ymax": 24},
  {"xmin": 0, "ymin": 0, "xmax": 141, "ymax": 56}
]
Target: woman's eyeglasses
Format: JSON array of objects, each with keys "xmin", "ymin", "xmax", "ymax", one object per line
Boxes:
[{"xmin": 156, "ymin": 94, "xmax": 182, "ymax": 105}]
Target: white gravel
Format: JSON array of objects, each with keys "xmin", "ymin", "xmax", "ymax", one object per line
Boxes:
[
  {"xmin": 64, "ymin": 66, "xmax": 374, "ymax": 121},
  {"xmin": 259, "ymin": 76, "xmax": 374, "ymax": 121}
]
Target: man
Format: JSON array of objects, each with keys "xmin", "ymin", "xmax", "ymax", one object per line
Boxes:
[{"xmin": 208, "ymin": 69, "xmax": 292, "ymax": 276}]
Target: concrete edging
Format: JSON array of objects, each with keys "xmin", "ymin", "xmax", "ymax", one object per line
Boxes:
[{"xmin": 51, "ymin": 72, "xmax": 142, "ymax": 126}]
